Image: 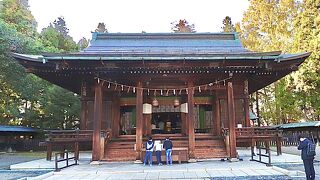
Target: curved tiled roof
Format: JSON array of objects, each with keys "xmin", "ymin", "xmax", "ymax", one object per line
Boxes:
[{"xmin": 82, "ymin": 32, "xmax": 251, "ymax": 55}]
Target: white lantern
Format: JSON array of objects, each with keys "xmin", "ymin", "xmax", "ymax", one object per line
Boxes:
[
  {"xmin": 180, "ymin": 103, "xmax": 188, "ymax": 113},
  {"xmin": 143, "ymin": 103, "xmax": 152, "ymax": 114}
]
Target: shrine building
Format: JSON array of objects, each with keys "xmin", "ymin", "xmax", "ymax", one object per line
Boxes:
[{"xmin": 12, "ymin": 32, "xmax": 310, "ymax": 162}]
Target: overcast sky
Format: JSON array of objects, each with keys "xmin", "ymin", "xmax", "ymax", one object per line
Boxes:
[{"xmin": 28, "ymin": 0, "xmax": 249, "ymax": 42}]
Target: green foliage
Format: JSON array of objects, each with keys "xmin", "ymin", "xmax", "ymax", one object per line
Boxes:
[
  {"xmin": 0, "ymin": 0, "xmax": 37, "ymax": 36},
  {"xmin": 171, "ymin": 19, "xmax": 196, "ymax": 33},
  {"xmin": 0, "ymin": 0, "xmax": 81, "ymax": 129},
  {"xmin": 77, "ymin": 37, "xmax": 89, "ymax": 50},
  {"xmin": 40, "ymin": 17, "xmax": 78, "ymax": 53},
  {"xmin": 240, "ymin": 0, "xmax": 320, "ymax": 123},
  {"xmin": 290, "ymin": 0, "xmax": 320, "ymax": 120},
  {"xmin": 241, "ymin": 0, "xmax": 298, "ymax": 52}
]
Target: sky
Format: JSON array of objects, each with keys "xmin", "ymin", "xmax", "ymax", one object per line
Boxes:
[{"xmin": 28, "ymin": 0, "xmax": 250, "ymax": 42}]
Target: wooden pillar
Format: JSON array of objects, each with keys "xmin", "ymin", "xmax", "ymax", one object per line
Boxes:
[
  {"xmin": 144, "ymin": 114, "xmax": 152, "ymax": 135},
  {"xmin": 256, "ymin": 91, "xmax": 261, "ymax": 127},
  {"xmin": 187, "ymin": 82, "xmax": 195, "ymax": 159},
  {"xmin": 80, "ymin": 100, "xmax": 88, "ymax": 130},
  {"xmin": 181, "ymin": 113, "xmax": 186, "ymax": 135},
  {"xmin": 136, "ymin": 82, "xmax": 143, "ymax": 160},
  {"xmin": 112, "ymin": 95, "xmax": 120, "ymax": 137},
  {"xmin": 92, "ymin": 82, "xmax": 103, "ymax": 161},
  {"xmin": 244, "ymin": 80, "xmax": 250, "ymax": 127},
  {"xmin": 214, "ymin": 93, "xmax": 221, "ymax": 136},
  {"xmin": 227, "ymin": 81, "xmax": 237, "ymax": 159},
  {"xmin": 244, "ymin": 97, "xmax": 250, "ymax": 127}
]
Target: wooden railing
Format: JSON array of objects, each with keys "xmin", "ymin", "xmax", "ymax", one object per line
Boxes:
[
  {"xmin": 221, "ymin": 127, "xmax": 283, "ymax": 163},
  {"xmin": 43, "ymin": 129, "xmax": 111, "ymax": 161},
  {"xmin": 235, "ymin": 127, "xmax": 282, "ymax": 138},
  {"xmin": 45, "ymin": 130, "xmax": 94, "ymax": 142},
  {"xmin": 55, "ymin": 150, "xmax": 78, "ymax": 171}
]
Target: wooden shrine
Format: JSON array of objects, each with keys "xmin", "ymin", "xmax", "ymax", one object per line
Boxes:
[{"xmin": 12, "ymin": 33, "xmax": 310, "ymax": 162}]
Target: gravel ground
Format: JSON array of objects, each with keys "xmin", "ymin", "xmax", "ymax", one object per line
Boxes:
[
  {"xmin": 0, "ymin": 170, "xmax": 51, "ymax": 180},
  {"xmin": 0, "ymin": 153, "xmax": 44, "ymax": 169},
  {"xmin": 0, "ymin": 152, "xmax": 51, "ymax": 180}
]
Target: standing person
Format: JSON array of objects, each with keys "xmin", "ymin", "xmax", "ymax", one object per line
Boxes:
[
  {"xmin": 154, "ymin": 140, "xmax": 163, "ymax": 165},
  {"xmin": 163, "ymin": 137, "xmax": 173, "ymax": 165},
  {"xmin": 143, "ymin": 137, "xmax": 154, "ymax": 166},
  {"xmin": 298, "ymin": 134, "xmax": 315, "ymax": 180}
]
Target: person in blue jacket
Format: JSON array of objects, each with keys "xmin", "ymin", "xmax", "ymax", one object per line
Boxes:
[
  {"xmin": 298, "ymin": 135, "xmax": 315, "ymax": 180},
  {"xmin": 143, "ymin": 136, "xmax": 154, "ymax": 166},
  {"xmin": 163, "ymin": 137, "xmax": 173, "ymax": 165}
]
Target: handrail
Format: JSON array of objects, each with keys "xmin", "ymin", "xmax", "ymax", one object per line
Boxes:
[
  {"xmin": 221, "ymin": 127, "xmax": 282, "ymax": 138},
  {"xmin": 55, "ymin": 150, "xmax": 78, "ymax": 171}
]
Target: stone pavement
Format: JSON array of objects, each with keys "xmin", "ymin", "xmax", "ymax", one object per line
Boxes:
[{"xmin": 15, "ymin": 149, "xmax": 310, "ymax": 180}]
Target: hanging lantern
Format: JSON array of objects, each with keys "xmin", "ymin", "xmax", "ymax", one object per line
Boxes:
[
  {"xmin": 152, "ymin": 98, "xmax": 159, "ymax": 107},
  {"xmin": 173, "ymin": 98, "xmax": 180, "ymax": 107}
]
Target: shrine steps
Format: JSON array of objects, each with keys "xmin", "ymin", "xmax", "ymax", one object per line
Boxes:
[
  {"xmin": 194, "ymin": 134, "xmax": 228, "ymax": 159},
  {"xmin": 102, "ymin": 134, "xmax": 228, "ymax": 161},
  {"xmin": 103, "ymin": 135, "xmax": 136, "ymax": 161}
]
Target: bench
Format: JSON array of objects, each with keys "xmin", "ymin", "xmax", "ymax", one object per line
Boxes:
[{"xmin": 141, "ymin": 147, "xmax": 188, "ymax": 164}]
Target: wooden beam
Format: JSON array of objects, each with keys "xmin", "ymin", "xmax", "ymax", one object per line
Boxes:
[
  {"xmin": 227, "ymin": 81, "xmax": 237, "ymax": 159},
  {"xmin": 92, "ymin": 82, "xmax": 103, "ymax": 161},
  {"xmin": 187, "ymin": 82, "xmax": 195, "ymax": 159},
  {"xmin": 136, "ymin": 82, "xmax": 143, "ymax": 160}
]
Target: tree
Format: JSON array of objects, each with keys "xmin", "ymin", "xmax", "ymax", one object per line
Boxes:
[
  {"xmin": 0, "ymin": 0, "xmax": 81, "ymax": 129},
  {"xmin": 240, "ymin": 0, "xmax": 301, "ymax": 124},
  {"xmin": 221, "ymin": 16, "xmax": 235, "ymax": 32},
  {"xmin": 41, "ymin": 18, "xmax": 78, "ymax": 52},
  {"xmin": 77, "ymin": 37, "xmax": 89, "ymax": 50},
  {"xmin": 289, "ymin": 0, "xmax": 320, "ymax": 120},
  {"xmin": 95, "ymin": 22, "xmax": 108, "ymax": 33},
  {"xmin": 53, "ymin": 17, "xmax": 69, "ymax": 38},
  {"xmin": 171, "ymin": 19, "xmax": 196, "ymax": 33},
  {"xmin": 240, "ymin": 0, "xmax": 298, "ymax": 52},
  {"xmin": 0, "ymin": 0, "xmax": 37, "ymax": 36}
]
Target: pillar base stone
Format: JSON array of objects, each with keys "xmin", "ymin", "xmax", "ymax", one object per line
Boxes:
[
  {"xmin": 134, "ymin": 160, "xmax": 143, "ymax": 164},
  {"xmin": 90, "ymin": 161, "xmax": 100, "ymax": 165},
  {"xmin": 228, "ymin": 158, "xmax": 239, "ymax": 162},
  {"xmin": 188, "ymin": 159, "xmax": 197, "ymax": 163}
]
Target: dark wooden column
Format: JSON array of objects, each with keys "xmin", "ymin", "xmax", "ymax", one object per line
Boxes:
[
  {"xmin": 213, "ymin": 93, "xmax": 221, "ymax": 136},
  {"xmin": 187, "ymin": 82, "xmax": 195, "ymax": 159},
  {"xmin": 256, "ymin": 91, "xmax": 261, "ymax": 126},
  {"xmin": 244, "ymin": 80, "xmax": 250, "ymax": 127},
  {"xmin": 227, "ymin": 81, "xmax": 237, "ymax": 159},
  {"xmin": 136, "ymin": 82, "xmax": 143, "ymax": 160},
  {"xmin": 111, "ymin": 95, "xmax": 120, "ymax": 137},
  {"xmin": 144, "ymin": 114, "xmax": 152, "ymax": 135},
  {"xmin": 80, "ymin": 99, "xmax": 88, "ymax": 130},
  {"xmin": 92, "ymin": 82, "xmax": 103, "ymax": 161},
  {"xmin": 181, "ymin": 113, "xmax": 186, "ymax": 135}
]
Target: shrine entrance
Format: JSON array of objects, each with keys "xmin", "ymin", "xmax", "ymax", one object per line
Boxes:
[{"xmin": 151, "ymin": 112, "xmax": 181, "ymax": 134}]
